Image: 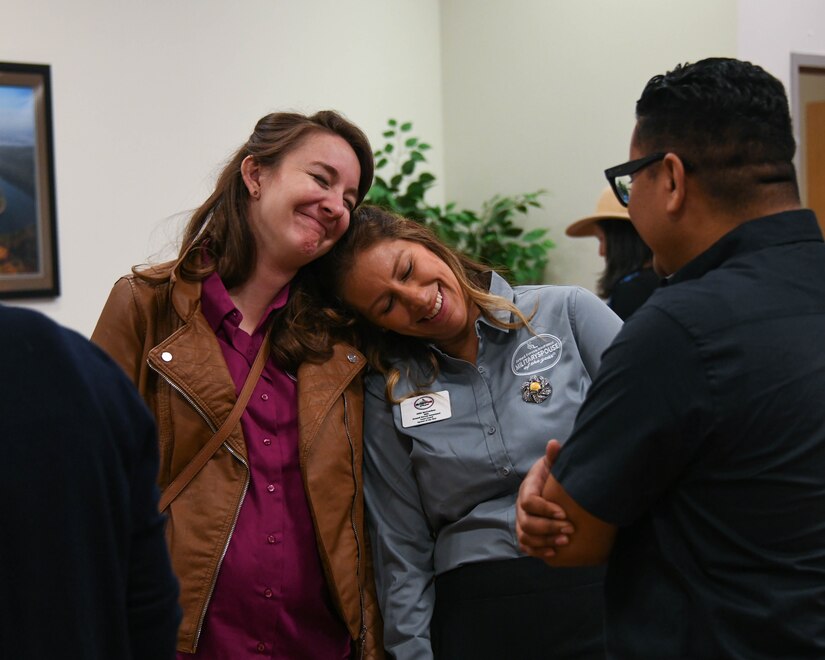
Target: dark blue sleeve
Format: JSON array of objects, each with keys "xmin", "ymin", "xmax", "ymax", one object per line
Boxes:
[
  {"xmin": 116, "ymin": 370, "xmax": 182, "ymax": 659},
  {"xmin": 0, "ymin": 306, "xmax": 180, "ymax": 658},
  {"xmin": 77, "ymin": 322, "xmax": 182, "ymax": 659},
  {"xmin": 552, "ymin": 304, "xmax": 714, "ymax": 526}
]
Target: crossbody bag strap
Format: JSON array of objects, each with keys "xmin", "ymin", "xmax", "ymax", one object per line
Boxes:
[{"xmin": 158, "ymin": 322, "xmax": 274, "ymax": 512}]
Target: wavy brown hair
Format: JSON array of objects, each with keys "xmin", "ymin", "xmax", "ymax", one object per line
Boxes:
[
  {"xmin": 135, "ymin": 110, "xmax": 373, "ymax": 372},
  {"xmin": 311, "ymin": 205, "xmax": 534, "ymax": 400}
]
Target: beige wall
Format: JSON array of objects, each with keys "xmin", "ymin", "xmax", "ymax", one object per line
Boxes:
[
  {"xmin": 738, "ymin": 0, "xmax": 825, "ymax": 204},
  {"xmin": 439, "ymin": 0, "xmax": 738, "ymax": 290},
  {"xmin": 738, "ymin": 0, "xmax": 825, "ymax": 88},
  {"xmin": 2, "ymin": 0, "xmax": 445, "ymax": 334},
  {"xmin": 5, "ymin": 0, "xmax": 825, "ymax": 334}
]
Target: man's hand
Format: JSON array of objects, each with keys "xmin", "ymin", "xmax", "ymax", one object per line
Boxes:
[{"xmin": 516, "ymin": 440, "xmax": 573, "ymax": 559}]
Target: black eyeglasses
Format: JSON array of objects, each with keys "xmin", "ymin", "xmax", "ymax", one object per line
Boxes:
[{"xmin": 604, "ymin": 152, "xmax": 666, "ymax": 207}]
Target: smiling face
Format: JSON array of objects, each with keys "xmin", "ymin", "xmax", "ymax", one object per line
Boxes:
[
  {"xmin": 340, "ymin": 238, "xmax": 479, "ymax": 354},
  {"xmin": 243, "ymin": 131, "xmax": 361, "ymax": 273}
]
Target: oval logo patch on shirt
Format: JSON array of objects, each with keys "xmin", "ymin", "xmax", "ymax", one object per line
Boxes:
[{"xmin": 511, "ymin": 334, "xmax": 562, "ymax": 376}]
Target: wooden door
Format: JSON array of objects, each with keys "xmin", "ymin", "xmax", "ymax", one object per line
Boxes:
[{"xmin": 807, "ymin": 101, "xmax": 825, "ymax": 237}]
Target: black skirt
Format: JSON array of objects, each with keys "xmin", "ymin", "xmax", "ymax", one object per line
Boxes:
[{"xmin": 431, "ymin": 557, "xmax": 605, "ymax": 660}]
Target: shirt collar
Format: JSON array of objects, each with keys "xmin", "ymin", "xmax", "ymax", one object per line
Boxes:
[
  {"xmin": 201, "ymin": 270, "xmax": 291, "ymax": 333},
  {"xmin": 478, "ymin": 271, "xmax": 516, "ymax": 330},
  {"xmin": 667, "ymin": 209, "xmax": 821, "ymax": 287}
]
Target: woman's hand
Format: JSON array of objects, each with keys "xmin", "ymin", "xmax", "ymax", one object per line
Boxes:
[{"xmin": 516, "ymin": 440, "xmax": 573, "ymax": 559}]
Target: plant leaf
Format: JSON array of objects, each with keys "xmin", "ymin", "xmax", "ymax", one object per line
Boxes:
[{"xmin": 367, "ymin": 119, "xmax": 553, "ymax": 285}]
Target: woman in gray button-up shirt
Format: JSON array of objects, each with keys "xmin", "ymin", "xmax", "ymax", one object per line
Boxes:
[{"xmin": 316, "ymin": 206, "xmax": 622, "ymax": 659}]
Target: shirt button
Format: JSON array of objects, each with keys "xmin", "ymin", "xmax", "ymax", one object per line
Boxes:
[
  {"xmin": 257, "ymin": 642, "xmax": 266, "ymax": 653},
  {"xmin": 263, "ymin": 438, "xmax": 272, "ymax": 446},
  {"xmin": 261, "ymin": 393, "xmax": 269, "ymax": 401},
  {"xmin": 487, "ymin": 426, "xmax": 496, "ymax": 435},
  {"xmin": 267, "ymin": 483, "xmax": 276, "ymax": 493},
  {"xmin": 161, "ymin": 351, "xmax": 173, "ymax": 362},
  {"xmin": 499, "ymin": 466, "xmax": 512, "ymax": 476},
  {"xmin": 264, "ymin": 588, "xmax": 273, "ymax": 598},
  {"xmin": 267, "ymin": 534, "xmax": 277, "ymax": 544},
  {"xmin": 347, "ymin": 353, "xmax": 358, "ymax": 363},
  {"xmin": 478, "ymin": 366, "xmax": 485, "ymax": 373}
]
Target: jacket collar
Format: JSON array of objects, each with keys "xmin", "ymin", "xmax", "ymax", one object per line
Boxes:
[
  {"xmin": 169, "ymin": 257, "xmax": 204, "ymax": 322},
  {"xmin": 297, "ymin": 344, "xmax": 366, "ymax": 454}
]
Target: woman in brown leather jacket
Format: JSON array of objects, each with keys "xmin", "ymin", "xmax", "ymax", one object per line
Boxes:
[{"xmin": 92, "ymin": 110, "xmax": 383, "ymax": 659}]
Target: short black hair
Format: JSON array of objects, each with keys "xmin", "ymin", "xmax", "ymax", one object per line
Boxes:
[{"xmin": 635, "ymin": 58, "xmax": 798, "ymax": 207}]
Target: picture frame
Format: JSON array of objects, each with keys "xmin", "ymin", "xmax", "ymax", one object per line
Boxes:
[{"xmin": 0, "ymin": 61, "xmax": 59, "ymax": 298}]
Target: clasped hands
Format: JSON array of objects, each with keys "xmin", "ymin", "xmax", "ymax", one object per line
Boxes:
[{"xmin": 516, "ymin": 440, "xmax": 572, "ymax": 560}]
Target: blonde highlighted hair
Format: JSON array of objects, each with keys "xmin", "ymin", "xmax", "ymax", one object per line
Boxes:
[{"xmin": 311, "ymin": 205, "xmax": 535, "ymax": 400}]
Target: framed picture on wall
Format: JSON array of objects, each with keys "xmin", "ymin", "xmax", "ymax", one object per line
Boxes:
[{"xmin": 0, "ymin": 61, "xmax": 59, "ymax": 298}]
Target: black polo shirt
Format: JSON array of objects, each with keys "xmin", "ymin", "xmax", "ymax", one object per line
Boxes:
[{"xmin": 553, "ymin": 209, "xmax": 825, "ymax": 658}]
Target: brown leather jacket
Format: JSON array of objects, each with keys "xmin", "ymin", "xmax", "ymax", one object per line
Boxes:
[{"xmin": 92, "ymin": 263, "xmax": 383, "ymax": 658}]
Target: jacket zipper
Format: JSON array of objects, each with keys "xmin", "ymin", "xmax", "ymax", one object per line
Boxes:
[
  {"xmin": 149, "ymin": 363, "xmax": 217, "ymax": 433},
  {"xmin": 194, "ymin": 443, "xmax": 249, "ymax": 648},
  {"xmin": 343, "ymin": 393, "xmax": 368, "ymax": 659},
  {"xmin": 150, "ymin": 363, "xmax": 250, "ymax": 651}
]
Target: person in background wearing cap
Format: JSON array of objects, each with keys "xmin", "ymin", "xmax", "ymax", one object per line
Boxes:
[{"xmin": 566, "ymin": 187, "xmax": 659, "ymax": 320}]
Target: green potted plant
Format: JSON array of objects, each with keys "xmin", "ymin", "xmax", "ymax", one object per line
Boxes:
[{"xmin": 366, "ymin": 119, "xmax": 554, "ymax": 285}]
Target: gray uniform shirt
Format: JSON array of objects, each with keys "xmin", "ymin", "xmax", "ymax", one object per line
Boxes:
[{"xmin": 363, "ymin": 273, "xmax": 622, "ymax": 659}]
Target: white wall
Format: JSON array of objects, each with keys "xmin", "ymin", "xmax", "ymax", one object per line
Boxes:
[
  {"xmin": 738, "ymin": 0, "xmax": 825, "ymax": 88},
  {"xmin": 6, "ymin": 0, "xmax": 825, "ymax": 335},
  {"xmin": 1, "ymin": 0, "xmax": 444, "ymax": 335},
  {"xmin": 440, "ymin": 0, "xmax": 738, "ymax": 291},
  {"xmin": 737, "ymin": 0, "xmax": 825, "ymax": 205}
]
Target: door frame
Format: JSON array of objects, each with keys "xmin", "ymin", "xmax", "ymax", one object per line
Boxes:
[{"xmin": 790, "ymin": 52, "xmax": 825, "ymax": 199}]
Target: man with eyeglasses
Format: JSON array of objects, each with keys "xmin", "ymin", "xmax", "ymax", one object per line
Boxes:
[{"xmin": 517, "ymin": 57, "xmax": 825, "ymax": 658}]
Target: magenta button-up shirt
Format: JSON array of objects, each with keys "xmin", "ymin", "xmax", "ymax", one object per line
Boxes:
[{"xmin": 178, "ymin": 272, "xmax": 350, "ymax": 659}]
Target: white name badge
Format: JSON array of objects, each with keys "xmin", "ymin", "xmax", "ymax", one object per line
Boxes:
[{"xmin": 400, "ymin": 390, "xmax": 452, "ymax": 428}]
